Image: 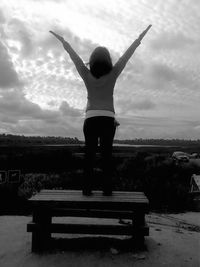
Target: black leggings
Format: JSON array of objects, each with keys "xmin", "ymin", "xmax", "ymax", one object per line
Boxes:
[{"xmin": 83, "ymin": 116, "xmax": 116, "ymax": 190}]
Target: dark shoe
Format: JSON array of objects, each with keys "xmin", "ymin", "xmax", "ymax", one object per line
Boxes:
[{"xmin": 82, "ymin": 189, "xmax": 93, "ymax": 196}]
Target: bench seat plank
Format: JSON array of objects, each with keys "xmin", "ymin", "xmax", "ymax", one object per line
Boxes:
[
  {"xmin": 29, "ymin": 190, "xmax": 149, "ymax": 212},
  {"xmin": 27, "ymin": 222, "xmax": 149, "ymax": 236}
]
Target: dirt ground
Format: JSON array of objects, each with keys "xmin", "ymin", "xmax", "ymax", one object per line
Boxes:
[{"xmin": 0, "ymin": 212, "xmax": 199, "ymax": 267}]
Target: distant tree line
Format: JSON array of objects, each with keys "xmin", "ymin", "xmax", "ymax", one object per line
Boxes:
[
  {"xmin": 114, "ymin": 138, "xmax": 200, "ymax": 146},
  {"xmin": 0, "ymin": 134, "xmax": 200, "ymax": 146},
  {"xmin": 0, "ymin": 134, "xmax": 83, "ymax": 145}
]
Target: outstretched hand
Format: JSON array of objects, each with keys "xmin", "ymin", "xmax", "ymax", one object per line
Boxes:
[
  {"xmin": 138, "ymin": 24, "xmax": 152, "ymax": 42},
  {"xmin": 49, "ymin": 30, "xmax": 65, "ymax": 43}
]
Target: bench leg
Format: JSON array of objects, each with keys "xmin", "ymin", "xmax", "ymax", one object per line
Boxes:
[
  {"xmin": 131, "ymin": 212, "xmax": 145, "ymax": 247},
  {"xmin": 32, "ymin": 209, "xmax": 52, "ymax": 252}
]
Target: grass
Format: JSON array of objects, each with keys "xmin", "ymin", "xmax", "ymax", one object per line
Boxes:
[{"xmin": 1, "ymin": 145, "xmax": 200, "ymax": 213}]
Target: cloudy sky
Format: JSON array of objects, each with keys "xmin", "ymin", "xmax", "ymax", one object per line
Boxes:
[{"xmin": 0, "ymin": 0, "xmax": 200, "ymax": 140}]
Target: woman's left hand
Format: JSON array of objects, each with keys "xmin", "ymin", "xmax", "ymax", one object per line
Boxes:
[
  {"xmin": 138, "ymin": 25, "xmax": 152, "ymax": 41},
  {"xmin": 49, "ymin": 31, "xmax": 65, "ymax": 43}
]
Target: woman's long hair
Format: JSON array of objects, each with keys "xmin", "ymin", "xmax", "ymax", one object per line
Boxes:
[{"xmin": 89, "ymin": 46, "xmax": 113, "ymax": 78}]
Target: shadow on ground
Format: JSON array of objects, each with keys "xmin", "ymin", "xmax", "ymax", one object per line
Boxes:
[{"xmin": 40, "ymin": 236, "xmax": 149, "ymax": 254}]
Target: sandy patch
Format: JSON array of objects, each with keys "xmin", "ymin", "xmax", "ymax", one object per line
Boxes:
[{"xmin": 0, "ymin": 213, "xmax": 199, "ymax": 267}]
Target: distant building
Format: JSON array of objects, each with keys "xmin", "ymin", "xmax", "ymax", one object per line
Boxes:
[{"xmin": 189, "ymin": 174, "xmax": 200, "ymax": 211}]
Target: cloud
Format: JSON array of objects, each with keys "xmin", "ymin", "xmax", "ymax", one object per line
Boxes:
[
  {"xmin": 149, "ymin": 63, "xmax": 177, "ymax": 84},
  {"xmin": 0, "ymin": 41, "xmax": 22, "ymax": 89},
  {"xmin": 132, "ymin": 99, "xmax": 156, "ymax": 110},
  {"xmin": 115, "ymin": 115, "xmax": 200, "ymax": 140},
  {"xmin": 0, "ymin": 0, "xmax": 200, "ymax": 139},
  {"xmin": 116, "ymin": 98, "xmax": 156, "ymax": 115},
  {"xmin": 0, "ymin": 90, "xmax": 59, "ymax": 122},
  {"xmin": 59, "ymin": 101, "xmax": 82, "ymax": 117},
  {"xmin": 0, "ymin": 8, "xmax": 5, "ymax": 24},
  {"xmin": 0, "ymin": 89, "xmax": 84, "ymax": 138},
  {"xmin": 6, "ymin": 18, "xmax": 34, "ymax": 57},
  {"xmin": 2, "ymin": 118, "xmax": 82, "ymax": 137},
  {"xmin": 143, "ymin": 62, "xmax": 200, "ymax": 95},
  {"xmin": 150, "ymin": 31, "xmax": 194, "ymax": 51}
]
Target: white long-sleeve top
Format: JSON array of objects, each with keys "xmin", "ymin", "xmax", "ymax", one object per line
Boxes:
[{"xmin": 63, "ymin": 39, "xmax": 140, "ymax": 114}]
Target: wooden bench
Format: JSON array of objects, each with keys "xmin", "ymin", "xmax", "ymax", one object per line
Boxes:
[{"xmin": 27, "ymin": 190, "xmax": 149, "ymax": 252}]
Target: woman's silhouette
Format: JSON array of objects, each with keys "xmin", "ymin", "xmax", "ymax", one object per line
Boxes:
[{"xmin": 50, "ymin": 25, "xmax": 152, "ymax": 196}]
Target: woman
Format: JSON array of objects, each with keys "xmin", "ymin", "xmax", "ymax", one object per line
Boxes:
[{"xmin": 50, "ymin": 25, "xmax": 152, "ymax": 196}]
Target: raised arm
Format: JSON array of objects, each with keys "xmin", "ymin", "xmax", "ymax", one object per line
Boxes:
[
  {"xmin": 49, "ymin": 31, "xmax": 88, "ymax": 79},
  {"xmin": 113, "ymin": 25, "xmax": 152, "ymax": 77}
]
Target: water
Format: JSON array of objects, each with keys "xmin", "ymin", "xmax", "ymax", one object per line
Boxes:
[{"xmin": 41, "ymin": 143, "xmax": 176, "ymax": 148}]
